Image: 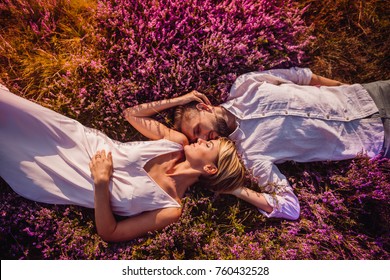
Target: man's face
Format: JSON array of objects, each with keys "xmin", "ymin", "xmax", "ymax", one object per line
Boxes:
[{"xmin": 180, "ymin": 108, "xmax": 230, "ymax": 143}]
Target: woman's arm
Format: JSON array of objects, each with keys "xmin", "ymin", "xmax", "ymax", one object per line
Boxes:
[
  {"xmin": 90, "ymin": 150, "xmax": 182, "ymax": 242},
  {"xmin": 90, "ymin": 150, "xmax": 116, "ymax": 239},
  {"xmin": 124, "ymin": 91, "xmax": 210, "ymax": 145},
  {"xmin": 99, "ymin": 207, "xmax": 182, "ymax": 242}
]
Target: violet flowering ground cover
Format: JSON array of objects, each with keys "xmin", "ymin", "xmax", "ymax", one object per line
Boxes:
[
  {"xmin": 0, "ymin": 0, "xmax": 389, "ymax": 259},
  {"xmin": 63, "ymin": 0, "xmax": 314, "ymax": 141}
]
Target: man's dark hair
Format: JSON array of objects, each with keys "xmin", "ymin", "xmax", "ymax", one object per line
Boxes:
[{"xmin": 173, "ymin": 101, "xmax": 199, "ymax": 132}]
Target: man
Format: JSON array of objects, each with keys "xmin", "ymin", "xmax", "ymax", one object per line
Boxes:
[{"xmin": 173, "ymin": 67, "xmax": 389, "ymax": 220}]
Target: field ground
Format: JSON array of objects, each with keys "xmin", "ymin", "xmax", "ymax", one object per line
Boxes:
[{"xmin": 0, "ymin": 0, "xmax": 389, "ymax": 259}]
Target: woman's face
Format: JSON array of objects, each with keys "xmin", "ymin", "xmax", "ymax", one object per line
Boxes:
[{"xmin": 184, "ymin": 138, "xmax": 220, "ymax": 171}]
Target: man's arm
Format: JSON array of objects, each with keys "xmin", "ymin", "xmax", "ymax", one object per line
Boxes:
[
  {"xmin": 226, "ymin": 185, "xmax": 300, "ymax": 220},
  {"xmin": 309, "ymin": 73, "xmax": 347, "ymax": 86},
  {"xmin": 261, "ymin": 67, "xmax": 347, "ymax": 86},
  {"xmin": 231, "ymin": 68, "xmax": 347, "ymax": 95},
  {"xmin": 228, "ymin": 187, "xmax": 273, "ymax": 213},
  {"xmin": 224, "ymin": 162, "xmax": 300, "ymax": 220},
  {"xmin": 124, "ymin": 91, "xmax": 210, "ymax": 145},
  {"xmin": 228, "ymin": 67, "xmax": 312, "ymax": 100}
]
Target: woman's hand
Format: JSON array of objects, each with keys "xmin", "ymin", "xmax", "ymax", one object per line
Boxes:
[
  {"xmin": 177, "ymin": 90, "xmax": 211, "ymax": 105},
  {"xmin": 89, "ymin": 150, "xmax": 113, "ymax": 188}
]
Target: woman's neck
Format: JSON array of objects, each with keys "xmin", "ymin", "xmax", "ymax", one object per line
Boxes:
[
  {"xmin": 167, "ymin": 161, "xmax": 201, "ymax": 197},
  {"xmin": 145, "ymin": 151, "xmax": 201, "ymax": 200},
  {"xmin": 166, "ymin": 160, "xmax": 201, "ymax": 188}
]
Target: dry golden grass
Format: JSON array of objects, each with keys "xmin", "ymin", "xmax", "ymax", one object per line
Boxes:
[
  {"xmin": 0, "ymin": 0, "xmax": 98, "ymax": 106},
  {"xmin": 299, "ymin": 0, "xmax": 389, "ymax": 83}
]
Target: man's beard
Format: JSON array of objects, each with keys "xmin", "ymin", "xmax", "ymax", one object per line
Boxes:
[{"xmin": 215, "ymin": 116, "xmax": 232, "ymax": 137}]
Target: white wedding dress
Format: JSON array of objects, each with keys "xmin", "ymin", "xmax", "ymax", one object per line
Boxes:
[{"xmin": 0, "ymin": 85, "xmax": 181, "ymax": 216}]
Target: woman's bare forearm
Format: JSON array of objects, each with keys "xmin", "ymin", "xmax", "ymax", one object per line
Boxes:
[
  {"xmin": 94, "ymin": 182, "xmax": 118, "ymax": 240},
  {"xmin": 90, "ymin": 150, "xmax": 117, "ymax": 241}
]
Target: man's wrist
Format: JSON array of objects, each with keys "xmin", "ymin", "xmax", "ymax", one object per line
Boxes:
[{"xmin": 230, "ymin": 187, "xmax": 244, "ymax": 198}]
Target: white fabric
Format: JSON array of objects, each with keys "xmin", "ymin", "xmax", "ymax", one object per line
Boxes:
[
  {"xmin": 0, "ymin": 88, "xmax": 181, "ymax": 216},
  {"xmin": 222, "ymin": 67, "xmax": 384, "ymax": 220}
]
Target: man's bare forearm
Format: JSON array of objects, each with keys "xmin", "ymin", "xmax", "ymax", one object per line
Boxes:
[
  {"xmin": 231, "ymin": 187, "xmax": 273, "ymax": 213},
  {"xmin": 309, "ymin": 73, "xmax": 347, "ymax": 86}
]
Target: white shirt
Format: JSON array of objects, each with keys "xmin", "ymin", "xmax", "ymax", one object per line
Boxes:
[{"xmin": 222, "ymin": 67, "xmax": 384, "ymax": 220}]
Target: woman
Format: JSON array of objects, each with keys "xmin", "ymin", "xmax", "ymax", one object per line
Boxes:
[{"xmin": 0, "ymin": 85, "xmax": 246, "ymax": 242}]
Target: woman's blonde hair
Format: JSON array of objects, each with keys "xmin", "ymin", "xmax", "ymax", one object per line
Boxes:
[{"xmin": 200, "ymin": 137, "xmax": 246, "ymax": 193}]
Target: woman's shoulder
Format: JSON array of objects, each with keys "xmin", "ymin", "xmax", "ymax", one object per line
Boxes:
[{"xmin": 163, "ymin": 134, "xmax": 188, "ymax": 147}]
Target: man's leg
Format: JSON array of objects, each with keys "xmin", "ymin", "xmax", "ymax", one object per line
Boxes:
[{"xmin": 362, "ymin": 80, "xmax": 390, "ymax": 158}]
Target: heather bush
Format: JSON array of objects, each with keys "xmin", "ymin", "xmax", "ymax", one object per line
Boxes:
[
  {"xmin": 2, "ymin": 155, "xmax": 389, "ymax": 259},
  {"xmin": 1, "ymin": 0, "xmax": 313, "ymax": 140},
  {"xmin": 0, "ymin": 0, "xmax": 389, "ymax": 260}
]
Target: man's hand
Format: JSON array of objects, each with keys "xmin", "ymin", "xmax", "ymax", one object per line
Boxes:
[{"xmin": 177, "ymin": 90, "xmax": 211, "ymax": 105}]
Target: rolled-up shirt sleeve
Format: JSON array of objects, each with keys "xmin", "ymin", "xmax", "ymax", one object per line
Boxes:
[
  {"xmin": 230, "ymin": 68, "xmax": 313, "ymax": 99},
  {"xmin": 260, "ymin": 188, "xmax": 300, "ymax": 220},
  {"xmin": 253, "ymin": 161, "xmax": 300, "ymax": 220},
  {"xmin": 260, "ymin": 67, "xmax": 312, "ymax": 85}
]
